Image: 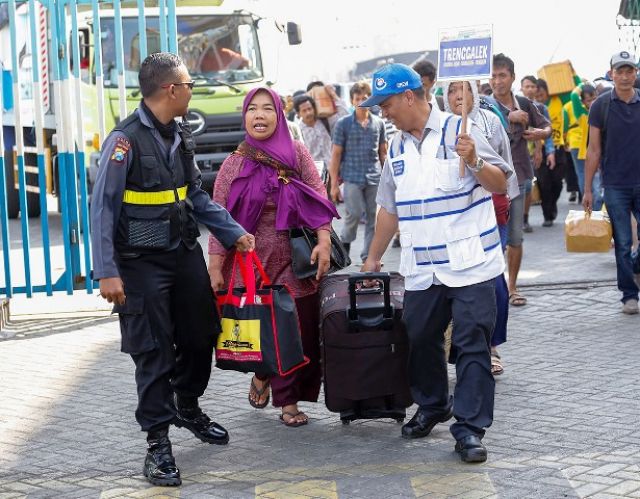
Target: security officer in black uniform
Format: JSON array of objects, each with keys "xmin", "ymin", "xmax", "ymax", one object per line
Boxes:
[{"xmin": 90, "ymin": 53, "xmax": 255, "ymax": 487}]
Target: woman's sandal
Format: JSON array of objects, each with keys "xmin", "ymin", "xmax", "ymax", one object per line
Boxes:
[
  {"xmin": 248, "ymin": 376, "xmax": 270, "ymax": 409},
  {"xmin": 491, "ymin": 353, "xmax": 504, "ymax": 376},
  {"xmin": 279, "ymin": 411, "xmax": 308, "ymax": 427}
]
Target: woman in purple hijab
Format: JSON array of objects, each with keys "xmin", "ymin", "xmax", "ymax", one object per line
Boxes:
[{"xmin": 209, "ymin": 87, "xmax": 338, "ymax": 427}]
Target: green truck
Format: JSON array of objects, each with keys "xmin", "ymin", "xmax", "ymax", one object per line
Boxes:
[{"xmin": 1, "ymin": 0, "xmax": 301, "ymax": 218}]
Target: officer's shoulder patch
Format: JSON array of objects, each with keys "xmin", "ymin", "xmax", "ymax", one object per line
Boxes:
[
  {"xmin": 110, "ymin": 135, "xmax": 131, "ymax": 163},
  {"xmin": 392, "ymin": 159, "xmax": 405, "ymax": 176},
  {"xmin": 115, "ymin": 136, "xmax": 131, "ymax": 149}
]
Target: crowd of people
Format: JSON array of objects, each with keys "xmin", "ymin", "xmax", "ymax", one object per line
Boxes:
[{"xmin": 91, "ymin": 49, "xmax": 640, "ymax": 485}]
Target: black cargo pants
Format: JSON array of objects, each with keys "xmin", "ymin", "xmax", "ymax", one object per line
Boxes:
[
  {"xmin": 403, "ymin": 278, "xmax": 496, "ymax": 440},
  {"xmin": 536, "ymin": 147, "xmax": 566, "ymax": 222},
  {"xmin": 114, "ymin": 243, "xmax": 220, "ymax": 432}
]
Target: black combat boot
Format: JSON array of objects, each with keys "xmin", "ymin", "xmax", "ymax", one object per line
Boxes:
[
  {"xmin": 143, "ymin": 428, "xmax": 181, "ymax": 486},
  {"xmin": 173, "ymin": 395, "xmax": 229, "ymax": 445}
]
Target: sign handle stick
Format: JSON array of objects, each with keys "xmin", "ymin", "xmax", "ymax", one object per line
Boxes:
[{"xmin": 459, "ymin": 82, "xmax": 468, "ymax": 178}]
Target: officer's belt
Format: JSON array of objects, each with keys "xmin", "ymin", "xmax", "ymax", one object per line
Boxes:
[{"xmin": 123, "ymin": 185, "xmax": 188, "ymax": 205}]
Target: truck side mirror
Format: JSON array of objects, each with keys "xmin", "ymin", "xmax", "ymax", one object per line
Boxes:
[{"xmin": 286, "ymin": 22, "xmax": 302, "ymax": 45}]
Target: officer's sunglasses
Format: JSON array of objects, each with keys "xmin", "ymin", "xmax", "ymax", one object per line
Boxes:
[{"xmin": 161, "ymin": 81, "xmax": 195, "ymax": 90}]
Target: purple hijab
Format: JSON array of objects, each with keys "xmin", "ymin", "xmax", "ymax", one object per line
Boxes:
[{"xmin": 227, "ymin": 87, "xmax": 338, "ymax": 234}]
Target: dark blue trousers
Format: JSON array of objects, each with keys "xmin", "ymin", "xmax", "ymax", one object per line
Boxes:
[
  {"xmin": 403, "ymin": 279, "xmax": 496, "ymax": 440},
  {"xmin": 491, "ymin": 224, "xmax": 509, "ymax": 347},
  {"xmin": 491, "ymin": 274, "xmax": 509, "ymax": 347},
  {"xmin": 604, "ymin": 186, "xmax": 640, "ymax": 303}
]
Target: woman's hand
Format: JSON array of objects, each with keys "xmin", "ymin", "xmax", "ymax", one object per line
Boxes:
[
  {"xmin": 208, "ymin": 254, "xmax": 225, "ymax": 292},
  {"xmin": 310, "ymin": 230, "xmax": 332, "ymax": 281},
  {"xmin": 209, "ymin": 268, "xmax": 225, "ymax": 293}
]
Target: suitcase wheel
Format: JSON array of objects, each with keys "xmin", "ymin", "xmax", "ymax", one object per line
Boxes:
[{"xmin": 341, "ymin": 419, "xmax": 351, "ymax": 425}]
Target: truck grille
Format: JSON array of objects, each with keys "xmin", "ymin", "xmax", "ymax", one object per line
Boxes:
[{"xmin": 205, "ymin": 123, "xmax": 243, "ymax": 134}]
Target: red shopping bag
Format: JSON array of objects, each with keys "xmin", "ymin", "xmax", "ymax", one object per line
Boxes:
[{"xmin": 215, "ymin": 251, "xmax": 309, "ymax": 377}]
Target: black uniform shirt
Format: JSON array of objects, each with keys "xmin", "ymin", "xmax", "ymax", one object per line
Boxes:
[{"xmin": 91, "ymin": 105, "xmax": 246, "ymax": 280}]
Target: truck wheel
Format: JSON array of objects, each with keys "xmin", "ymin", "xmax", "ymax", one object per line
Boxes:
[{"xmin": 3, "ymin": 151, "xmax": 41, "ymax": 219}]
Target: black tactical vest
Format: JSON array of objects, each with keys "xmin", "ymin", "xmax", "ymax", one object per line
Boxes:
[{"xmin": 114, "ymin": 111, "xmax": 201, "ymax": 254}]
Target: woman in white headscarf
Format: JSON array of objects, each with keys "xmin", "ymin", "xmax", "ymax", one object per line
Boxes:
[{"xmin": 444, "ymin": 80, "xmax": 518, "ymax": 376}]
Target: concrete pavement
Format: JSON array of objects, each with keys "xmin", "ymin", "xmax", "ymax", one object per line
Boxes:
[{"xmin": 1, "ymin": 194, "xmax": 638, "ymax": 499}]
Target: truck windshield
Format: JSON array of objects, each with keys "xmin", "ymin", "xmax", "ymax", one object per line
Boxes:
[{"xmin": 100, "ymin": 14, "xmax": 262, "ymax": 87}]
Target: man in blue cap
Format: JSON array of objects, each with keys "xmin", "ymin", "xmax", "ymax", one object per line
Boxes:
[{"xmin": 361, "ymin": 63, "xmax": 514, "ymax": 463}]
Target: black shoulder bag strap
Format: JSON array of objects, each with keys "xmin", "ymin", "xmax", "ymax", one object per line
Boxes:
[
  {"xmin": 599, "ymin": 94, "xmax": 611, "ymax": 159},
  {"xmin": 320, "ymin": 117, "xmax": 331, "ymax": 137}
]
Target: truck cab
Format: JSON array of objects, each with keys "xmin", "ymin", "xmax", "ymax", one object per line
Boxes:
[
  {"xmin": 87, "ymin": 5, "xmax": 300, "ymax": 193},
  {"xmin": 2, "ymin": 1, "xmax": 301, "ymax": 219}
]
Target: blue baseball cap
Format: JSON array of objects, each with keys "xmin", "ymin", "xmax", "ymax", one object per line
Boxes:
[{"xmin": 360, "ymin": 63, "xmax": 423, "ymax": 107}]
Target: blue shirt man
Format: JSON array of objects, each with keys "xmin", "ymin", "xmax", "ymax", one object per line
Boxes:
[
  {"xmin": 584, "ymin": 50, "xmax": 640, "ymax": 314},
  {"xmin": 327, "ymin": 81, "xmax": 387, "ymax": 262}
]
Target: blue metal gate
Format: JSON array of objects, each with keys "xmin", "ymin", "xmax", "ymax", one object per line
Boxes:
[{"xmin": 0, "ymin": 0, "xmax": 178, "ymax": 298}]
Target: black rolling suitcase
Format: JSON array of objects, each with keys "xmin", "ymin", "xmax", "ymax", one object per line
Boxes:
[{"xmin": 319, "ymin": 272, "xmax": 413, "ymax": 424}]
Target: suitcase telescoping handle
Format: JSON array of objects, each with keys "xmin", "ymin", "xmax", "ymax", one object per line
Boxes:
[{"xmin": 347, "ymin": 272, "xmax": 393, "ymax": 322}]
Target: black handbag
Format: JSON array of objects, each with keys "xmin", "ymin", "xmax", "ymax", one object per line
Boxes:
[{"xmin": 289, "ymin": 227, "xmax": 351, "ymax": 279}]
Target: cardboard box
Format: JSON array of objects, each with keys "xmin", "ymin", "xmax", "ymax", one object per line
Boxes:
[
  {"xmin": 530, "ymin": 178, "xmax": 541, "ymax": 205},
  {"xmin": 565, "ymin": 210, "xmax": 612, "ymax": 253},
  {"xmin": 537, "ymin": 61, "xmax": 576, "ymax": 95},
  {"xmin": 538, "ymin": 61, "xmax": 576, "ymax": 95},
  {"xmin": 308, "ymin": 86, "xmax": 336, "ymax": 118}
]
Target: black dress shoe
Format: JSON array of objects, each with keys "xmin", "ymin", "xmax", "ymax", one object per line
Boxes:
[
  {"xmin": 143, "ymin": 429, "xmax": 181, "ymax": 486},
  {"xmin": 401, "ymin": 408, "xmax": 453, "ymax": 439},
  {"xmin": 173, "ymin": 406, "xmax": 229, "ymax": 445},
  {"xmin": 455, "ymin": 435, "xmax": 487, "ymax": 463}
]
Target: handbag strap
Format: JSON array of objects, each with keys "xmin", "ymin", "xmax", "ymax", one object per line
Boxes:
[
  {"xmin": 226, "ymin": 251, "xmax": 257, "ymax": 305},
  {"xmin": 226, "ymin": 251, "xmax": 240, "ymax": 294},
  {"xmin": 246, "ymin": 250, "xmax": 271, "ymax": 286}
]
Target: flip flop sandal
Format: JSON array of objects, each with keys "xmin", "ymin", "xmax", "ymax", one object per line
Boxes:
[
  {"xmin": 491, "ymin": 354, "xmax": 504, "ymax": 376},
  {"xmin": 279, "ymin": 411, "xmax": 308, "ymax": 427},
  {"xmin": 509, "ymin": 292, "xmax": 527, "ymax": 306},
  {"xmin": 248, "ymin": 376, "xmax": 270, "ymax": 409}
]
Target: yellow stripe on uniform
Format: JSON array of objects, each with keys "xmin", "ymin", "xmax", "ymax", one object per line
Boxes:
[{"xmin": 123, "ymin": 185, "xmax": 188, "ymax": 205}]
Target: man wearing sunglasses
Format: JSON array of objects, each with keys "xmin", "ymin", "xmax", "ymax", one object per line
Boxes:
[{"xmin": 90, "ymin": 52, "xmax": 255, "ymax": 486}]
